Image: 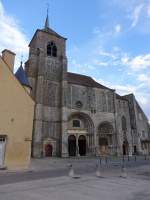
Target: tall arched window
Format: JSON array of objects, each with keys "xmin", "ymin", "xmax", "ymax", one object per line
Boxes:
[
  {"xmin": 47, "ymin": 42, "xmax": 57, "ymax": 57},
  {"xmin": 52, "ymin": 45, "xmax": 57, "ymax": 57},
  {"xmin": 122, "ymin": 116, "xmax": 127, "ymax": 131}
]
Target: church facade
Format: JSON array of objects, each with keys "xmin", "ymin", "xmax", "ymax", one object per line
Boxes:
[{"xmin": 25, "ymin": 16, "xmax": 150, "ymax": 158}]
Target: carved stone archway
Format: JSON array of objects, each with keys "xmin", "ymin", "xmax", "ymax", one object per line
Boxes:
[
  {"xmin": 68, "ymin": 112, "xmax": 94, "ymax": 156},
  {"xmin": 98, "ymin": 122, "xmax": 114, "ymax": 156}
]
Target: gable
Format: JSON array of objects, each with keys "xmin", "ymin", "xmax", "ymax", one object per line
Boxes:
[{"xmin": 0, "ymin": 57, "xmax": 34, "ymax": 105}]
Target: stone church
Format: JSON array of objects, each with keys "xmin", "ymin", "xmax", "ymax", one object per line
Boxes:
[{"xmin": 25, "ymin": 14, "xmax": 150, "ymax": 158}]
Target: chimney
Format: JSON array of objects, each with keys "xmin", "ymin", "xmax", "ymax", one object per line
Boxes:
[{"xmin": 2, "ymin": 49, "xmax": 16, "ymax": 72}]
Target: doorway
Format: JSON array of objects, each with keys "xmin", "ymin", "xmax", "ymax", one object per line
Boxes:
[
  {"xmin": 68, "ymin": 135, "xmax": 76, "ymax": 156},
  {"xmin": 45, "ymin": 144, "xmax": 53, "ymax": 157},
  {"xmin": 99, "ymin": 137, "xmax": 109, "ymax": 155},
  {"xmin": 0, "ymin": 137, "xmax": 6, "ymax": 167},
  {"xmin": 122, "ymin": 141, "xmax": 128, "ymax": 155},
  {"xmin": 78, "ymin": 135, "xmax": 86, "ymax": 156},
  {"xmin": 133, "ymin": 145, "xmax": 137, "ymax": 155}
]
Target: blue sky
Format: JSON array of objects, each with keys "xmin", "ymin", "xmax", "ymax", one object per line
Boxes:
[{"xmin": 0, "ymin": 0, "xmax": 150, "ymax": 119}]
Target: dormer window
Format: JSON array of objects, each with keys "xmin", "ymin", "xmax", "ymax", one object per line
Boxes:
[{"xmin": 47, "ymin": 42, "xmax": 57, "ymax": 57}]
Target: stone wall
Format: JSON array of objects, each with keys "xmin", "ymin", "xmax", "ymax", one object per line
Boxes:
[
  {"xmin": 61, "ymin": 83, "xmax": 117, "ymax": 156},
  {"xmin": 124, "ymin": 94, "xmax": 149, "ymax": 154},
  {"xmin": 25, "ymin": 27, "xmax": 150, "ymax": 158},
  {"xmin": 115, "ymin": 96, "xmax": 132, "ymax": 155},
  {"xmin": 25, "ymin": 29, "xmax": 67, "ymax": 157}
]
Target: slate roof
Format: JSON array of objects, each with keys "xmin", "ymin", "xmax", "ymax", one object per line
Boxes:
[
  {"xmin": 67, "ymin": 72, "xmax": 114, "ymax": 91},
  {"xmin": 116, "ymin": 94, "xmax": 128, "ymax": 101},
  {"xmin": 42, "ymin": 27, "xmax": 67, "ymax": 40},
  {"xmin": 15, "ymin": 64, "xmax": 31, "ymax": 88},
  {"xmin": 43, "ymin": 13, "xmax": 66, "ymax": 40},
  {"xmin": 29, "ymin": 28, "xmax": 67, "ymax": 47}
]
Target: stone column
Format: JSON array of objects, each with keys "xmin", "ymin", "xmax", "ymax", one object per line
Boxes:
[
  {"xmin": 61, "ymin": 116, "xmax": 68, "ymax": 157},
  {"xmin": 113, "ymin": 93, "xmax": 120, "ymax": 155},
  {"xmin": 32, "ymin": 75, "xmax": 44, "ymax": 158},
  {"xmin": 60, "ymin": 56, "xmax": 68, "ymax": 157}
]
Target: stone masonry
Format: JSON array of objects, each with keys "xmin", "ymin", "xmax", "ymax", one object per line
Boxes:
[{"xmin": 25, "ymin": 15, "xmax": 150, "ymax": 158}]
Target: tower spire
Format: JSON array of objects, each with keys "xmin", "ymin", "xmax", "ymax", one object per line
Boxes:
[{"xmin": 44, "ymin": 3, "xmax": 49, "ymax": 30}]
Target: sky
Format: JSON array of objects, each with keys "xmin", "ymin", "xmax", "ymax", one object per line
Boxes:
[{"xmin": 0, "ymin": 0, "xmax": 150, "ymax": 120}]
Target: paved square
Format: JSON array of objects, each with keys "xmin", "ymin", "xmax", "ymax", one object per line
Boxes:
[
  {"xmin": 0, "ymin": 171, "xmax": 150, "ymax": 200},
  {"xmin": 0, "ymin": 158, "xmax": 150, "ymax": 200}
]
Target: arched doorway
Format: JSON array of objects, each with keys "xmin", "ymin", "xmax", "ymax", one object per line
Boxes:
[
  {"xmin": 98, "ymin": 122, "xmax": 113, "ymax": 155},
  {"xmin": 99, "ymin": 137, "xmax": 109, "ymax": 155},
  {"xmin": 45, "ymin": 144, "xmax": 53, "ymax": 157},
  {"xmin": 68, "ymin": 135, "xmax": 76, "ymax": 156},
  {"xmin": 68, "ymin": 112, "xmax": 94, "ymax": 156},
  {"xmin": 133, "ymin": 145, "xmax": 137, "ymax": 155},
  {"xmin": 122, "ymin": 141, "xmax": 128, "ymax": 155},
  {"xmin": 78, "ymin": 135, "xmax": 86, "ymax": 156}
]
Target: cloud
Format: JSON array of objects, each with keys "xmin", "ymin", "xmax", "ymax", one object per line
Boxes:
[
  {"xmin": 95, "ymin": 77, "xmax": 138, "ymax": 95},
  {"xmin": 70, "ymin": 59, "xmax": 96, "ymax": 74},
  {"xmin": 147, "ymin": 3, "xmax": 150, "ymax": 18},
  {"xmin": 97, "ymin": 49, "xmax": 116, "ymax": 59},
  {"xmin": 68, "ymin": 1, "xmax": 150, "ymax": 119},
  {"xmin": 131, "ymin": 4, "xmax": 144, "ymax": 27},
  {"xmin": 94, "ymin": 75, "xmax": 150, "ymax": 117},
  {"xmin": 138, "ymin": 74, "xmax": 150, "ymax": 83},
  {"xmin": 0, "ymin": 1, "xmax": 29, "ymax": 71},
  {"xmin": 123, "ymin": 54, "xmax": 150, "ymax": 71},
  {"xmin": 93, "ymin": 60, "xmax": 109, "ymax": 66},
  {"xmin": 114, "ymin": 24, "xmax": 121, "ymax": 34}
]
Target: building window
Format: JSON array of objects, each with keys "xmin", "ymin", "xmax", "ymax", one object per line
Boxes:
[
  {"xmin": 52, "ymin": 45, "xmax": 57, "ymax": 57},
  {"xmin": 122, "ymin": 116, "xmax": 127, "ymax": 131},
  {"xmin": 47, "ymin": 42, "xmax": 57, "ymax": 57},
  {"xmin": 37, "ymin": 48, "xmax": 40, "ymax": 56},
  {"xmin": 142, "ymin": 130, "xmax": 145, "ymax": 138},
  {"xmin": 0, "ymin": 137, "xmax": 6, "ymax": 142},
  {"xmin": 73, "ymin": 120, "xmax": 80, "ymax": 128},
  {"xmin": 99, "ymin": 137, "xmax": 108, "ymax": 146}
]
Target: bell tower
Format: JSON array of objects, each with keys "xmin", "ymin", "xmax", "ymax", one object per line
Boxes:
[{"xmin": 25, "ymin": 13, "xmax": 67, "ymax": 157}]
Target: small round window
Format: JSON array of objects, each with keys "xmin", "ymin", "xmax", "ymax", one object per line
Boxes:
[{"xmin": 75, "ymin": 101, "xmax": 83, "ymax": 108}]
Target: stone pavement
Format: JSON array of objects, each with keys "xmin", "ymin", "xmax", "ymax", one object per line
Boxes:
[
  {"xmin": 0, "ymin": 173, "xmax": 150, "ymax": 200},
  {"xmin": 0, "ymin": 164, "xmax": 150, "ymax": 200},
  {"xmin": 30, "ymin": 156, "xmax": 150, "ymax": 172}
]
